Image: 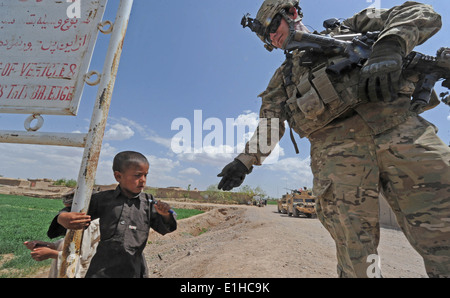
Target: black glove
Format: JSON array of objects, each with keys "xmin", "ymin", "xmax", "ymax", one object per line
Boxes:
[
  {"xmin": 359, "ymin": 37, "xmax": 404, "ymax": 102},
  {"xmin": 217, "ymin": 159, "xmax": 252, "ymax": 191}
]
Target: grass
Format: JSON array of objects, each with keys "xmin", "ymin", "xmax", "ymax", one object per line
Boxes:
[
  {"xmin": 173, "ymin": 208, "xmax": 204, "ymax": 220},
  {"xmin": 0, "ymin": 194, "xmax": 204, "ymax": 278},
  {"xmin": 0, "ymin": 194, "xmax": 62, "ymax": 278}
]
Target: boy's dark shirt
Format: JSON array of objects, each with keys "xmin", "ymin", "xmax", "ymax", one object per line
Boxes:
[{"xmin": 47, "ymin": 186, "xmax": 177, "ymax": 278}]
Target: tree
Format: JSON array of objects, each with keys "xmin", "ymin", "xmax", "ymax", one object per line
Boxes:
[{"xmin": 238, "ymin": 185, "xmax": 267, "ymax": 199}]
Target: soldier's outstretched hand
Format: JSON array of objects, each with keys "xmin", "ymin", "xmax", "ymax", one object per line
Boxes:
[{"xmin": 217, "ymin": 159, "xmax": 252, "ymax": 191}]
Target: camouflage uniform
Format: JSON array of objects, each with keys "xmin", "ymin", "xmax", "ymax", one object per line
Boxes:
[{"xmin": 237, "ymin": 2, "xmax": 450, "ymax": 277}]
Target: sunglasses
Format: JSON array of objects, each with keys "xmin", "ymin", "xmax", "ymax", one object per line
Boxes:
[{"xmin": 267, "ymin": 14, "xmax": 283, "ymax": 34}]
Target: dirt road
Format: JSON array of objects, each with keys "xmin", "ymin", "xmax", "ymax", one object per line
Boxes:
[{"xmin": 144, "ymin": 203, "xmax": 428, "ymax": 278}]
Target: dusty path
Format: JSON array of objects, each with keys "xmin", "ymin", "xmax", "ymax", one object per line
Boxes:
[{"xmin": 144, "ymin": 203, "xmax": 428, "ymax": 278}]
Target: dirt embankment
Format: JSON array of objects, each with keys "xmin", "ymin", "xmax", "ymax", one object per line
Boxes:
[{"xmin": 144, "ymin": 202, "xmax": 427, "ymax": 278}]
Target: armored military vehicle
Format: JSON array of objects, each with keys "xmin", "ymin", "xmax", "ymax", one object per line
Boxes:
[{"xmin": 278, "ymin": 189, "xmax": 316, "ymax": 218}]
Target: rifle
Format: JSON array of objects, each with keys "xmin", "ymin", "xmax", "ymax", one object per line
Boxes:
[
  {"xmin": 404, "ymin": 48, "xmax": 450, "ymax": 110},
  {"xmin": 284, "ymin": 31, "xmax": 450, "ymax": 111},
  {"xmin": 285, "ymin": 30, "xmax": 379, "ymax": 75}
]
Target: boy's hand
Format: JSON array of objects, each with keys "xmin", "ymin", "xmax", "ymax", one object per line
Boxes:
[
  {"xmin": 57, "ymin": 212, "xmax": 91, "ymax": 230},
  {"xmin": 30, "ymin": 247, "xmax": 58, "ymax": 261},
  {"xmin": 154, "ymin": 200, "xmax": 171, "ymax": 216},
  {"xmin": 23, "ymin": 241, "xmax": 52, "ymax": 250}
]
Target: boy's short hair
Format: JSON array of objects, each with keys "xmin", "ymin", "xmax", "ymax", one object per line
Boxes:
[
  {"xmin": 62, "ymin": 189, "xmax": 75, "ymax": 205},
  {"xmin": 113, "ymin": 151, "xmax": 149, "ymax": 172}
]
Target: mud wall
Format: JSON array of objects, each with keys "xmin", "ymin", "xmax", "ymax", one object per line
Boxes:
[{"xmin": 0, "ymin": 178, "xmax": 30, "ymax": 187}]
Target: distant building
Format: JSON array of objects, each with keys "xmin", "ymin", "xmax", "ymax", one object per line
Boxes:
[
  {"xmin": 166, "ymin": 186, "xmax": 185, "ymax": 191},
  {"xmin": 0, "ymin": 177, "xmax": 30, "ymax": 187}
]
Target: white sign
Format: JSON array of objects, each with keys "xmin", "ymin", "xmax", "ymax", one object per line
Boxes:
[{"xmin": 0, "ymin": 0, "xmax": 108, "ymax": 116}]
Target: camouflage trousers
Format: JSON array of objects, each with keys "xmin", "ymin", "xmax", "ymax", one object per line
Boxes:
[{"xmin": 310, "ymin": 114, "xmax": 450, "ymax": 278}]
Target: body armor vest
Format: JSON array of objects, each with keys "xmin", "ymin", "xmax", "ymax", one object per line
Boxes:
[{"xmin": 283, "ymin": 50, "xmax": 363, "ymax": 138}]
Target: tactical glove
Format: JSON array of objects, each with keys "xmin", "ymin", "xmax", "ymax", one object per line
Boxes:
[
  {"xmin": 359, "ymin": 37, "xmax": 404, "ymax": 102},
  {"xmin": 217, "ymin": 159, "xmax": 252, "ymax": 191}
]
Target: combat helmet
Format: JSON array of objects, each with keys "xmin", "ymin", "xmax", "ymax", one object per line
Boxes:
[{"xmin": 241, "ymin": 0, "xmax": 302, "ymax": 51}]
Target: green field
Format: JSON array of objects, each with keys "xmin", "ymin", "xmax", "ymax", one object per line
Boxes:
[
  {"xmin": 0, "ymin": 194, "xmax": 203, "ymax": 278},
  {"xmin": 173, "ymin": 208, "xmax": 204, "ymax": 220}
]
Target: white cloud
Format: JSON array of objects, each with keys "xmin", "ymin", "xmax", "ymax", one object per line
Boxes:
[
  {"xmin": 266, "ymin": 156, "xmax": 312, "ymax": 177},
  {"xmin": 179, "ymin": 167, "xmax": 201, "ymax": 176},
  {"xmin": 176, "ymin": 145, "xmax": 235, "ymax": 167},
  {"xmin": 262, "ymin": 156, "xmax": 313, "ymax": 192},
  {"xmin": 111, "ymin": 116, "xmax": 173, "ymax": 148},
  {"xmin": 112, "ymin": 112, "xmax": 280, "ymax": 170},
  {"xmin": 233, "ymin": 111, "xmax": 259, "ymax": 129},
  {"xmin": 168, "ymin": 111, "xmax": 286, "ymax": 167},
  {"xmin": 104, "ymin": 123, "xmax": 135, "ymax": 141},
  {"xmin": 145, "ymin": 135, "xmax": 172, "ymax": 148},
  {"xmin": 0, "ymin": 143, "xmax": 84, "ymax": 180},
  {"xmin": 146, "ymin": 155, "xmax": 179, "ymax": 173},
  {"xmin": 142, "ymin": 154, "xmax": 181, "ymax": 187},
  {"xmin": 0, "ymin": 141, "xmax": 120, "ymax": 185}
]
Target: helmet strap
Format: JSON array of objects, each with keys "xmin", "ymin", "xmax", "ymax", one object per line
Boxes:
[{"xmin": 279, "ymin": 10, "xmax": 297, "ymax": 50}]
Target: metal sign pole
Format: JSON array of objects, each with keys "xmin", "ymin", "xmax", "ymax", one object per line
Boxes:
[{"xmin": 58, "ymin": 0, "xmax": 134, "ymax": 278}]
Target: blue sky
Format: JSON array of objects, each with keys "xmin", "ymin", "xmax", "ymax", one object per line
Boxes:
[{"xmin": 0, "ymin": 0, "xmax": 449, "ymax": 198}]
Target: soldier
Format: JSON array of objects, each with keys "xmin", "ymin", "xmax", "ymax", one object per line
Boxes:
[{"xmin": 218, "ymin": 0, "xmax": 450, "ymax": 277}]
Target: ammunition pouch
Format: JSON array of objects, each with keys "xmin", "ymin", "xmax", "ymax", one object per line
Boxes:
[
  {"xmin": 285, "ymin": 60, "xmax": 363, "ymax": 138},
  {"xmin": 295, "ymin": 74, "xmax": 325, "ymax": 119}
]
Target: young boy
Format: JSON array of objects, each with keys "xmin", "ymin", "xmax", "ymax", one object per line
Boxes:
[{"xmin": 55, "ymin": 151, "xmax": 177, "ymax": 278}]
